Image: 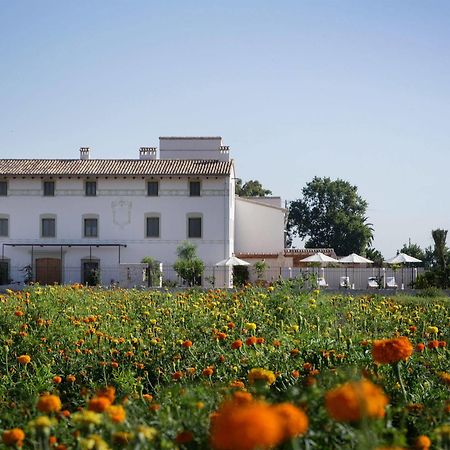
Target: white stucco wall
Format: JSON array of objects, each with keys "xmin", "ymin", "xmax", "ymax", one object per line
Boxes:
[
  {"xmin": 234, "ymin": 197, "xmax": 285, "ymax": 254},
  {"xmin": 1, "ymin": 175, "xmax": 233, "ymax": 285}
]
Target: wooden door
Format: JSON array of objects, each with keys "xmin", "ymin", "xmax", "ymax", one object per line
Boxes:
[{"xmin": 35, "ymin": 258, "xmax": 61, "ymax": 285}]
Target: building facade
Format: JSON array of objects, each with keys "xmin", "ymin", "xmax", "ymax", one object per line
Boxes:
[{"xmin": 0, "ymin": 137, "xmax": 286, "ymax": 287}]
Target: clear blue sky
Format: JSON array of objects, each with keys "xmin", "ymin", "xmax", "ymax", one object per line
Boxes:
[{"xmin": 1, "ymin": 1, "xmax": 449, "ymax": 257}]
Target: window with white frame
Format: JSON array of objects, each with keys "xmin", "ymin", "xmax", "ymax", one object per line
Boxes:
[
  {"xmin": 145, "ymin": 215, "xmax": 160, "ymax": 238},
  {"xmin": 84, "ymin": 217, "xmax": 98, "ymax": 237}
]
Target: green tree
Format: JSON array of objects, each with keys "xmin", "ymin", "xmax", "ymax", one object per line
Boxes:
[
  {"xmin": 173, "ymin": 241, "xmax": 204, "ymax": 287},
  {"xmin": 235, "ymin": 179, "xmax": 272, "ymax": 197},
  {"xmin": 364, "ymin": 247, "xmax": 383, "ymax": 267},
  {"xmin": 432, "ymin": 229, "xmax": 449, "ymax": 287},
  {"xmin": 141, "ymin": 256, "xmax": 162, "ymax": 287},
  {"xmin": 288, "ymin": 177, "xmax": 373, "ymax": 255}
]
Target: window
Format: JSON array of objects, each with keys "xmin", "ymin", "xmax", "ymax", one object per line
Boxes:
[
  {"xmin": 41, "ymin": 218, "xmax": 56, "ymax": 237},
  {"xmin": 0, "ymin": 218, "xmax": 8, "ymax": 237},
  {"xmin": 188, "ymin": 217, "xmax": 202, "ymax": 238},
  {"xmin": 147, "ymin": 181, "xmax": 159, "ymax": 196},
  {"xmin": 146, "ymin": 216, "xmax": 160, "ymax": 238},
  {"xmin": 0, "ymin": 181, "xmax": 7, "ymax": 196},
  {"xmin": 43, "ymin": 181, "xmax": 55, "ymax": 196},
  {"xmin": 189, "ymin": 181, "xmax": 201, "ymax": 197},
  {"xmin": 84, "ymin": 218, "xmax": 98, "ymax": 237},
  {"xmin": 0, "ymin": 260, "xmax": 9, "ymax": 285},
  {"xmin": 85, "ymin": 181, "xmax": 97, "ymax": 196}
]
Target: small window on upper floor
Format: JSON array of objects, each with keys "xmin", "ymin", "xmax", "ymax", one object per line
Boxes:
[
  {"xmin": 43, "ymin": 181, "xmax": 55, "ymax": 196},
  {"xmin": 188, "ymin": 217, "xmax": 202, "ymax": 238},
  {"xmin": 147, "ymin": 181, "xmax": 159, "ymax": 197},
  {"xmin": 189, "ymin": 181, "xmax": 201, "ymax": 197},
  {"xmin": 41, "ymin": 218, "xmax": 56, "ymax": 238},
  {"xmin": 85, "ymin": 181, "xmax": 97, "ymax": 196},
  {"xmin": 84, "ymin": 218, "xmax": 98, "ymax": 237},
  {"xmin": 146, "ymin": 216, "xmax": 160, "ymax": 238},
  {"xmin": 0, "ymin": 181, "xmax": 7, "ymax": 196},
  {"xmin": 0, "ymin": 218, "xmax": 8, "ymax": 237}
]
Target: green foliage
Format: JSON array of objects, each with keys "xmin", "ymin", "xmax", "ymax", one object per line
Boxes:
[
  {"xmin": 364, "ymin": 247, "xmax": 384, "ymax": 266},
  {"xmin": 173, "ymin": 241, "xmax": 204, "ymax": 286},
  {"xmin": 416, "ymin": 286, "xmax": 447, "ymax": 298},
  {"xmin": 0, "ymin": 285, "xmax": 448, "ymax": 449},
  {"xmin": 235, "ymin": 178, "xmax": 272, "ymax": 197},
  {"xmin": 289, "ymin": 177, "xmax": 374, "ymax": 255},
  {"xmin": 141, "ymin": 256, "xmax": 162, "ymax": 287},
  {"xmin": 254, "ymin": 260, "xmax": 268, "ymax": 280}
]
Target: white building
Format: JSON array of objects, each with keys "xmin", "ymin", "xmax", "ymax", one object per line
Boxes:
[{"xmin": 0, "ymin": 137, "xmax": 286, "ymax": 287}]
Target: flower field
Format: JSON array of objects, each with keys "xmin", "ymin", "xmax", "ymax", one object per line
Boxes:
[{"xmin": 0, "ymin": 283, "xmax": 448, "ymax": 449}]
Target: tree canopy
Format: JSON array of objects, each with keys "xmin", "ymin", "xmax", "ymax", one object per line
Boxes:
[
  {"xmin": 288, "ymin": 177, "xmax": 373, "ymax": 255},
  {"xmin": 235, "ymin": 179, "xmax": 272, "ymax": 197}
]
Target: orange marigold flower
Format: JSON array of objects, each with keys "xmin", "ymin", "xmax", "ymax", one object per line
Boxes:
[
  {"xmin": 292, "ymin": 370, "xmax": 300, "ymax": 378},
  {"xmin": 290, "ymin": 348, "xmax": 300, "ymax": 357},
  {"xmin": 143, "ymin": 394, "xmax": 153, "ymax": 402},
  {"xmin": 37, "ymin": 394, "xmax": 62, "ymax": 413},
  {"xmin": 227, "ymin": 322, "xmax": 235, "ymax": 329},
  {"xmin": 97, "ymin": 386, "xmax": 116, "ymax": 402},
  {"xmin": 325, "ymin": 380, "xmax": 388, "ymax": 422},
  {"xmin": 88, "ymin": 396, "xmax": 112, "ymax": 413},
  {"xmin": 232, "ymin": 391, "xmax": 253, "ymax": 404},
  {"xmin": 272, "ymin": 339, "xmax": 281, "ymax": 348},
  {"xmin": 427, "ymin": 340, "xmax": 439, "ymax": 349},
  {"xmin": 229, "ymin": 380, "xmax": 245, "ymax": 389},
  {"xmin": 106, "ymin": 405, "xmax": 126, "ymax": 423},
  {"xmin": 216, "ymin": 332, "xmax": 227, "ymax": 341},
  {"xmin": 256, "ymin": 337, "xmax": 265, "ymax": 344},
  {"xmin": 202, "ymin": 367, "xmax": 214, "ymax": 377},
  {"xmin": 175, "ymin": 430, "xmax": 193, "ymax": 444},
  {"xmin": 186, "ymin": 367, "xmax": 196, "ymax": 375},
  {"xmin": 273, "ymin": 403, "xmax": 308, "ymax": 439},
  {"xmin": 52, "ymin": 376, "xmax": 62, "ymax": 384},
  {"xmin": 2, "ymin": 428, "xmax": 25, "ymax": 447},
  {"xmin": 415, "ymin": 435, "xmax": 431, "ymax": 450},
  {"xmin": 182, "ymin": 340, "xmax": 193, "ymax": 348},
  {"xmin": 15, "ymin": 310, "xmax": 25, "ymax": 317},
  {"xmin": 372, "ymin": 337, "xmax": 413, "ymax": 364},
  {"xmin": 416, "ymin": 343, "xmax": 425, "ymax": 352},
  {"xmin": 66, "ymin": 375, "xmax": 76, "ymax": 383},
  {"xmin": 231, "ymin": 339, "xmax": 243, "ymax": 349},
  {"xmin": 438, "ymin": 341, "xmax": 447, "ymax": 348},
  {"xmin": 172, "ymin": 371, "xmax": 183, "ymax": 380},
  {"xmin": 17, "ymin": 354, "xmax": 31, "ymax": 364},
  {"xmin": 245, "ymin": 336, "xmax": 257, "ymax": 346},
  {"xmin": 49, "ymin": 436, "xmax": 57, "ymax": 446},
  {"xmin": 210, "ymin": 400, "xmax": 283, "ymax": 450},
  {"xmin": 409, "ymin": 326, "xmax": 417, "ymax": 332}
]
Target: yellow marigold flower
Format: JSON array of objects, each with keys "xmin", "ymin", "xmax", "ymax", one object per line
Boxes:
[
  {"xmin": 427, "ymin": 326, "xmax": 439, "ymax": 334},
  {"xmin": 325, "ymin": 380, "xmax": 388, "ymax": 422},
  {"xmin": 245, "ymin": 322, "xmax": 257, "ymax": 331},
  {"xmin": 2, "ymin": 428, "xmax": 25, "ymax": 447},
  {"xmin": 415, "ymin": 435, "xmax": 431, "ymax": 450},
  {"xmin": 135, "ymin": 426, "xmax": 157, "ymax": 442},
  {"xmin": 79, "ymin": 434, "xmax": 110, "ymax": 450},
  {"xmin": 248, "ymin": 368, "xmax": 276, "ymax": 385},
  {"xmin": 37, "ymin": 394, "xmax": 62, "ymax": 413},
  {"xmin": 372, "ymin": 337, "xmax": 413, "ymax": 364},
  {"xmin": 438, "ymin": 372, "xmax": 450, "ymax": 385},
  {"xmin": 17, "ymin": 354, "xmax": 31, "ymax": 364},
  {"xmin": 112, "ymin": 432, "xmax": 133, "ymax": 445},
  {"xmin": 272, "ymin": 403, "xmax": 309, "ymax": 439},
  {"xmin": 72, "ymin": 410, "xmax": 103, "ymax": 426},
  {"xmin": 210, "ymin": 399, "xmax": 283, "ymax": 450},
  {"xmin": 29, "ymin": 415, "xmax": 57, "ymax": 430},
  {"xmin": 105, "ymin": 405, "xmax": 126, "ymax": 423}
]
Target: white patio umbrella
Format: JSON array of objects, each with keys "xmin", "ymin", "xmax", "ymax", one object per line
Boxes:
[
  {"xmin": 384, "ymin": 253, "xmax": 422, "ymax": 289},
  {"xmin": 215, "ymin": 255, "xmax": 251, "ymax": 267},
  {"xmin": 215, "ymin": 255, "xmax": 250, "ymax": 288},
  {"xmin": 339, "ymin": 253, "xmax": 373, "ymax": 288},
  {"xmin": 300, "ymin": 252, "xmax": 339, "ymax": 284},
  {"xmin": 300, "ymin": 252, "xmax": 339, "ymax": 264}
]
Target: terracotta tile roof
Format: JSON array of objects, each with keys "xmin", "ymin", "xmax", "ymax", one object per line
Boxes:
[{"xmin": 0, "ymin": 159, "xmax": 233, "ymax": 176}]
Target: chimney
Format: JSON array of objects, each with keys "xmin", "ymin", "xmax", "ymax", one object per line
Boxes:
[
  {"xmin": 80, "ymin": 147, "xmax": 90, "ymax": 160},
  {"xmin": 139, "ymin": 147, "xmax": 157, "ymax": 160}
]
